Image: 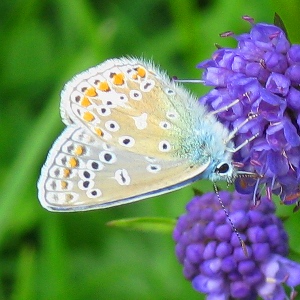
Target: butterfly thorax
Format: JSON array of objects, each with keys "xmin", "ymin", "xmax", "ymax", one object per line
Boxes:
[{"xmin": 174, "ymin": 102, "xmax": 236, "ymax": 183}]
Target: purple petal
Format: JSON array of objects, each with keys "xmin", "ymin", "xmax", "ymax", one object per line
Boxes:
[
  {"xmin": 252, "ymin": 243, "xmax": 271, "ymax": 261},
  {"xmin": 186, "ymin": 243, "xmax": 205, "ymax": 264},
  {"xmin": 285, "ymin": 64, "xmax": 300, "ymax": 84},
  {"xmin": 203, "ymin": 241, "xmax": 217, "ymax": 259},
  {"xmin": 201, "ymin": 258, "xmax": 222, "ymax": 276},
  {"xmin": 215, "ymin": 242, "xmax": 233, "ymax": 258},
  {"xmin": 214, "ymin": 49, "xmax": 236, "ymax": 69},
  {"xmin": 192, "ymin": 274, "xmax": 224, "ymax": 294},
  {"xmin": 175, "ymin": 243, "xmax": 185, "ymax": 263},
  {"xmin": 264, "ymin": 52, "xmax": 288, "ymax": 73},
  {"xmin": 197, "ymin": 58, "xmax": 216, "ymax": 69},
  {"xmin": 215, "ymin": 224, "xmax": 232, "ymax": 241},
  {"xmin": 238, "ymin": 260, "xmax": 256, "ymax": 275},
  {"xmin": 250, "ymin": 24, "xmax": 288, "ymax": 52},
  {"xmin": 190, "ymin": 223, "xmax": 206, "ymax": 242},
  {"xmin": 228, "ymin": 77, "xmax": 261, "ymax": 104},
  {"xmin": 287, "ymin": 45, "xmax": 300, "ymax": 64},
  {"xmin": 232, "ymin": 55, "xmax": 247, "ymax": 73},
  {"xmin": 253, "ymin": 89, "xmax": 286, "ymax": 121},
  {"xmin": 276, "ymin": 255, "xmax": 300, "ymax": 287},
  {"xmin": 257, "ymin": 282, "xmax": 286, "ymax": 300},
  {"xmin": 247, "ymin": 226, "xmax": 268, "ymax": 243},
  {"xmin": 221, "ymin": 255, "xmax": 237, "ymax": 272},
  {"xmin": 266, "ymin": 150, "xmax": 289, "ymax": 176},
  {"xmin": 266, "ymin": 72, "xmax": 290, "ymax": 96},
  {"xmin": 202, "ymin": 67, "xmax": 234, "ymax": 86},
  {"xmin": 183, "ymin": 258, "xmax": 198, "ymax": 279},
  {"xmin": 245, "ymin": 62, "xmax": 270, "ymax": 81},
  {"xmin": 230, "ymin": 281, "xmax": 252, "ymax": 298},
  {"xmin": 287, "ymin": 87, "xmax": 300, "ymax": 110},
  {"xmin": 283, "ymin": 118, "xmax": 300, "ymax": 146}
]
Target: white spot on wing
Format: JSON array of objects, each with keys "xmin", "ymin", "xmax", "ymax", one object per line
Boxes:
[
  {"xmin": 140, "ymin": 80, "xmax": 155, "ymax": 92},
  {"xmin": 145, "ymin": 156, "xmax": 156, "ymax": 162},
  {"xmin": 114, "ymin": 169, "xmax": 131, "ymax": 185},
  {"xmin": 78, "ymin": 179, "xmax": 95, "ymax": 191},
  {"xmin": 105, "ymin": 120, "xmax": 120, "ymax": 132},
  {"xmin": 159, "ymin": 121, "xmax": 171, "ymax": 130},
  {"xmin": 118, "ymin": 136, "xmax": 135, "ymax": 147},
  {"xmin": 86, "ymin": 160, "xmax": 104, "ymax": 171},
  {"xmin": 146, "ymin": 164, "xmax": 161, "ymax": 173},
  {"xmin": 86, "ymin": 189, "xmax": 102, "ymax": 198},
  {"xmin": 129, "ymin": 90, "xmax": 142, "ymax": 100},
  {"xmin": 99, "ymin": 151, "xmax": 117, "ymax": 164},
  {"xmin": 158, "ymin": 140, "xmax": 171, "ymax": 152},
  {"xmin": 132, "ymin": 113, "xmax": 148, "ymax": 130}
]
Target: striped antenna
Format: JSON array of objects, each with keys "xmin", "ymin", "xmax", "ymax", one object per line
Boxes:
[{"xmin": 213, "ymin": 183, "xmax": 248, "ymax": 257}]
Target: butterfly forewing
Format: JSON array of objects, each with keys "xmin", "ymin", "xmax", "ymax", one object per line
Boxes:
[{"xmin": 61, "ymin": 58, "xmax": 199, "ymax": 160}]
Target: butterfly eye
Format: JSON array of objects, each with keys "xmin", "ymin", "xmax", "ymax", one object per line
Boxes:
[{"xmin": 216, "ymin": 163, "xmax": 230, "ymax": 174}]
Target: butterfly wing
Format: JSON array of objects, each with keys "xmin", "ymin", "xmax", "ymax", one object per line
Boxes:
[
  {"xmin": 38, "ymin": 126, "xmax": 209, "ymax": 211},
  {"xmin": 60, "ymin": 57, "xmax": 203, "ymax": 161}
]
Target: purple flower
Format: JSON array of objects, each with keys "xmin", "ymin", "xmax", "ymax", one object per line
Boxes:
[
  {"xmin": 173, "ymin": 191, "xmax": 300, "ymax": 299},
  {"xmin": 198, "ymin": 16, "xmax": 300, "ymax": 207}
]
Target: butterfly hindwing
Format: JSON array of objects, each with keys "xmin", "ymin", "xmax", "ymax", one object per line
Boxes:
[{"xmin": 38, "ymin": 126, "xmax": 209, "ymax": 211}]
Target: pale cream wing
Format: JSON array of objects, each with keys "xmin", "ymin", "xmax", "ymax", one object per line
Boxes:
[
  {"xmin": 60, "ymin": 57, "xmax": 200, "ymax": 161},
  {"xmin": 38, "ymin": 126, "xmax": 209, "ymax": 211}
]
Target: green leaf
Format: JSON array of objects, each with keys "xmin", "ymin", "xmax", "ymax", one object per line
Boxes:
[
  {"xmin": 274, "ymin": 13, "xmax": 289, "ymax": 41},
  {"xmin": 107, "ymin": 217, "xmax": 177, "ymax": 234}
]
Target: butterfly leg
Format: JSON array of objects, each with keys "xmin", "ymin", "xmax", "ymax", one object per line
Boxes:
[{"xmin": 208, "ymin": 98, "xmax": 241, "ymax": 116}]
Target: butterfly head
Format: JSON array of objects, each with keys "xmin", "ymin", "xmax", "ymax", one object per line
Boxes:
[
  {"xmin": 207, "ymin": 151, "xmax": 236, "ymax": 184},
  {"xmin": 212, "ymin": 161, "xmax": 236, "ymax": 183},
  {"xmin": 191, "ymin": 119, "xmax": 237, "ymax": 184}
]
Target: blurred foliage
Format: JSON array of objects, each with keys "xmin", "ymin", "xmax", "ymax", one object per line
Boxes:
[{"xmin": 0, "ymin": 0, "xmax": 299, "ymax": 299}]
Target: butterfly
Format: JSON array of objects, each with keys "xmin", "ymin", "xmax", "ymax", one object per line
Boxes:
[{"xmin": 37, "ymin": 57, "xmax": 238, "ymax": 212}]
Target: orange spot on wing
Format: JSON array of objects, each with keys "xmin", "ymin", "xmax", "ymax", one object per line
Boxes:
[
  {"xmin": 74, "ymin": 145, "xmax": 85, "ymax": 156},
  {"xmin": 63, "ymin": 168, "xmax": 71, "ymax": 178},
  {"xmin": 98, "ymin": 81, "xmax": 111, "ymax": 92},
  {"xmin": 112, "ymin": 73, "xmax": 125, "ymax": 85},
  {"xmin": 65, "ymin": 194, "xmax": 74, "ymax": 202},
  {"xmin": 81, "ymin": 96, "xmax": 92, "ymax": 107},
  {"xmin": 136, "ymin": 67, "xmax": 146, "ymax": 78},
  {"xmin": 132, "ymin": 67, "xmax": 146, "ymax": 80},
  {"xmin": 61, "ymin": 181, "xmax": 68, "ymax": 189},
  {"xmin": 85, "ymin": 87, "xmax": 97, "ymax": 97},
  {"xmin": 94, "ymin": 127, "xmax": 104, "ymax": 137},
  {"xmin": 69, "ymin": 157, "xmax": 78, "ymax": 168},
  {"xmin": 83, "ymin": 111, "xmax": 95, "ymax": 122}
]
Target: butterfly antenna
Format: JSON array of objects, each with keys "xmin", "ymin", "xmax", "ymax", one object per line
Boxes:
[
  {"xmin": 172, "ymin": 77, "xmax": 204, "ymax": 84},
  {"xmin": 225, "ymin": 113, "xmax": 259, "ymax": 147},
  {"xmin": 204, "ymin": 97, "xmax": 259, "ymax": 152},
  {"xmin": 213, "ymin": 183, "xmax": 248, "ymax": 257}
]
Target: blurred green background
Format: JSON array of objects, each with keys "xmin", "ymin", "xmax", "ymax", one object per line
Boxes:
[{"xmin": 1, "ymin": 0, "xmax": 300, "ymax": 299}]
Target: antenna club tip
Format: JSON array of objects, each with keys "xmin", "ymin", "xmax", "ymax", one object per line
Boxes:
[{"xmin": 241, "ymin": 240, "xmax": 249, "ymax": 257}]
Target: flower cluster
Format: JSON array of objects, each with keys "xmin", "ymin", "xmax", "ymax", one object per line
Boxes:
[
  {"xmin": 198, "ymin": 16, "xmax": 300, "ymax": 207},
  {"xmin": 173, "ymin": 191, "xmax": 300, "ymax": 299}
]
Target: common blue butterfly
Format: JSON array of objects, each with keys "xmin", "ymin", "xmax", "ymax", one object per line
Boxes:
[{"xmin": 38, "ymin": 57, "xmax": 239, "ymax": 212}]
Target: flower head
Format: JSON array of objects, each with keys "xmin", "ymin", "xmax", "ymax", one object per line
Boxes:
[
  {"xmin": 173, "ymin": 191, "xmax": 300, "ymax": 299},
  {"xmin": 198, "ymin": 16, "xmax": 300, "ymax": 207}
]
